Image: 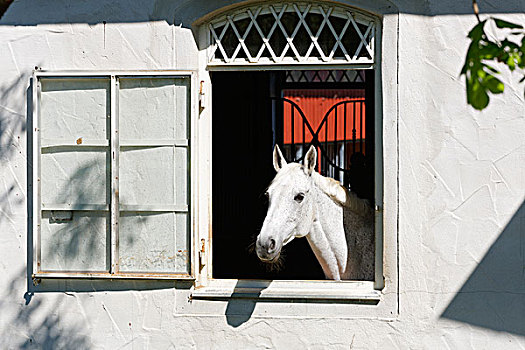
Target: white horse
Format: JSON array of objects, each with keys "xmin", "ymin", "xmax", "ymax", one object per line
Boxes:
[{"xmin": 255, "ymin": 145, "xmax": 374, "ymax": 280}]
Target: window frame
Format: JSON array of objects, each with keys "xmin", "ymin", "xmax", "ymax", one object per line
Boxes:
[
  {"xmin": 192, "ymin": 1, "xmax": 392, "ymax": 302},
  {"xmin": 31, "ymin": 70, "xmax": 199, "ymax": 280}
]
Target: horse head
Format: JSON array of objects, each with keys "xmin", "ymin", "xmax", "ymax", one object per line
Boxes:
[{"xmin": 255, "ymin": 145, "xmax": 318, "ymax": 263}]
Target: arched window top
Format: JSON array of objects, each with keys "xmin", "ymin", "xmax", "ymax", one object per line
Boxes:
[{"xmin": 206, "ymin": 1, "xmax": 377, "ymax": 66}]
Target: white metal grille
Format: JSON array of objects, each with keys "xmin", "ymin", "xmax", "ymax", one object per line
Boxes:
[
  {"xmin": 207, "ymin": 2, "xmax": 376, "ymax": 66},
  {"xmin": 285, "ymin": 70, "xmax": 366, "ymax": 83}
]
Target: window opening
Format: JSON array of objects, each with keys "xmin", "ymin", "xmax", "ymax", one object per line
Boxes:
[{"xmin": 211, "ymin": 69, "xmax": 374, "ymax": 279}]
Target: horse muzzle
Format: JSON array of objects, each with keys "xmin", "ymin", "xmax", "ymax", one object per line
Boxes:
[{"xmin": 255, "ymin": 236, "xmax": 281, "ymax": 262}]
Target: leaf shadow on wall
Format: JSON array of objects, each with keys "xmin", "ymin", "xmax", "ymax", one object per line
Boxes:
[
  {"xmin": 1, "ymin": 268, "xmax": 92, "ymax": 349},
  {"xmin": 0, "ymin": 76, "xmax": 27, "ymax": 227},
  {"xmin": 441, "ymin": 200, "xmax": 525, "ymax": 336}
]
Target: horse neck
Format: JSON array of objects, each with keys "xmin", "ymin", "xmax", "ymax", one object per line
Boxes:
[{"xmin": 306, "ymin": 182, "xmax": 348, "ymax": 280}]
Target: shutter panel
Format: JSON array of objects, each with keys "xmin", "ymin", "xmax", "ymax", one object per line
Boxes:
[
  {"xmin": 39, "ymin": 78, "xmax": 110, "ymax": 272},
  {"xmin": 118, "ymin": 77, "xmax": 191, "ymax": 274}
]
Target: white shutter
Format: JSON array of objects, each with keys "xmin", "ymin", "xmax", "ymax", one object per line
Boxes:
[{"xmin": 33, "ymin": 72, "xmax": 194, "ymax": 279}]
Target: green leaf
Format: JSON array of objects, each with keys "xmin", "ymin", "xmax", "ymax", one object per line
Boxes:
[
  {"xmin": 502, "ymin": 39, "xmax": 520, "ymax": 51},
  {"xmin": 470, "ymin": 86, "xmax": 490, "ymax": 110},
  {"xmin": 485, "ymin": 76, "xmax": 505, "ymax": 94},
  {"xmin": 467, "ymin": 78, "xmax": 490, "ymax": 110},
  {"xmin": 462, "ymin": 19, "xmax": 525, "ymax": 110},
  {"xmin": 476, "ymin": 68, "xmax": 487, "ymax": 78},
  {"xmin": 478, "ymin": 42, "xmax": 501, "ymax": 60},
  {"xmin": 468, "ymin": 20, "xmax": 487, "ymax": 40},
  {"xmin": 507, "ymin": 56, "xmax": 516, "ymax": 70},
  {"xmin": 493, "ymin": 18, "xmax": 523, "ymax": 29}
]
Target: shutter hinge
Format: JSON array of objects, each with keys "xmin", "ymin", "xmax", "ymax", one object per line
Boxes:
[{"xmin": 199, "ymin": 238, "xmax": 206, "ymax": 267}]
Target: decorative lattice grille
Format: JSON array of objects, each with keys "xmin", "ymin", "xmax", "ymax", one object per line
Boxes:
[
  {"xmin": 285, "ymin": 70, "xmax": 366, "ymax": 83},
  {"xmin": 207, "ymin": 2, "xmax": 376, "ymax": 65}
]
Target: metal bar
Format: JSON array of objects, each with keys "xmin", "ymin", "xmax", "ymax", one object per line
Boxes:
[
  {"xmin": 324, "ymin": 115, "xmax": 328, "ymax": 175},
  {"xmin": 258, "ymin": 4, "xmax": 288, "ymax": 62},
  {"xmin": 110, "ymin": 75, "xmax": 119, "ymax": 274},
  {"xmin": 33, "ymin": 73, "xmax": 41, "ymax": 274},
  {"xmin": 352, "ymin": 20, "xmax": 374, "ymax": 59},
  {"xmin": 302, "ymin": 115, "xmax": 305, "ymax": 158},
  {"xmin": 120, "ymin": 139, "xmax": 189, "ymax": 147},
  {"xmin": 119, "ymin": 204, "xmax": 189, "ymax": 212},
  {"xmin": 209, "ymin": 21, "xmax": 232, "ymax": 63},
  {"xmin": 207, "ymin": 63, "xmax": 375, "ymax": 71},
  {"xmin": 272, "ymin": 97, "xmax": 317, "ymax": 143},
  {"xmin": 291, "ymin": 106, "xmax": 295, "ymax": 159},
  {"xmin": 279, "ymin": 4, "xmax": 311, "ymax": 61},
  {"xmin": 207, "ymin": 24, "xmax": 218, "ymax": 63},
  {"xmin": 360, "ymin": 101, "xmax": 364, "ymax": 152},
  {"xmin": 41, "ymin": 204, "xmax": 109, "ymax": 211},
  {"xmin": 304, "ymin": 6, "xmax": 333, "ymax": 61},
  {"xmin": 227, "ymin": 15, "xmax": 252, "ymax": 61},
  {"xmin": 353, "ymin": 101, "xmax": 356, "ymax": 154},
  {"xmin": 35, "ymin": 71, "xmax": 194, "ymax": 77},
  {"xmin": 41, "ymin": 139, "xmax": 109, "ymax": 148},
  {"xmin": 344, "ymin": 102, "xmax": 347, "ymax": 186},
  {"xmin": 328, "ymin": 16, "xmax": 352, "ymax": 61},
  {"xmin": 334, "ymin": 105, "xmax": 338, "ymax": 169},
  {"xmin": 281, "ymin": 82, "xmax": 366, "ymax": 90},
  {"xmin": 33, "ymin": 272, "xmax": 195, "ymax": 280},
  {"xmin": 270, "ymin": 4, "xmax": 301, "ymax": 61}
]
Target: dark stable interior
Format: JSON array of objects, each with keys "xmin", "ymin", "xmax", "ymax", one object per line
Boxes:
[{"xmin": 211, "ymin": 70, "xmax": 374, "ymax": 280}]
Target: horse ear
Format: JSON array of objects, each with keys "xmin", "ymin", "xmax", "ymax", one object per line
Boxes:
[
  {"xmin": 304, "ymin": 145, "xmax": 317, "ymax": 176},
  {"xmin": 273, "ymin": 144, "xmax": 287, "ymax": 172}
]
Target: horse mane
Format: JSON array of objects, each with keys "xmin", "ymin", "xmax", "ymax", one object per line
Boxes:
[{"xmin": 312, "ymin": 172, "xmax": 372, "ymax": 217}]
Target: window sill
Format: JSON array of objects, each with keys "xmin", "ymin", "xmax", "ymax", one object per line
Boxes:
[{"xmin": 191, "ymin": 279, "xmax": 381, "ymax": 302}]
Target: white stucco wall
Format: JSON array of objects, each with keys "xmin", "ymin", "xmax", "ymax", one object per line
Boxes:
[{"xmin": 0, "ymin": 0, "xmax": 524, "ymax": 348}]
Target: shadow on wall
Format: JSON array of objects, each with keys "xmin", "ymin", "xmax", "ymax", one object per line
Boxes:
[
  {"xmin": 0, "ymin": 0, "xmax": 523, "ymax": 28},
  {"xmin": 441, "ymin": 200, "xmax": 525, "ymax": 336},
  {"xmin": 0, "ymin": 78, "xmax": 27, "ymax": 226},
  {"xmin": 0, "ymin": 268, "xmax": 92, "ymax": 348}
]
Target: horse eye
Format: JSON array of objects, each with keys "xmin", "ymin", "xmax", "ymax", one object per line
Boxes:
[{"xmin": 294, "ymin": 193, "xmax": 305, "ymax": 202}]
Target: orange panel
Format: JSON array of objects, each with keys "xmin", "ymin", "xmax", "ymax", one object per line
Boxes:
[{"xmin": 283, "ymin": 89, "xmax": 365, "ymax": 144}]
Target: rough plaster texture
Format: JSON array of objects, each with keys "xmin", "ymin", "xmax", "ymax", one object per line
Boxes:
[{"xmin": 0, "ymin": 0, "xmax": 524, "ymax": 348}]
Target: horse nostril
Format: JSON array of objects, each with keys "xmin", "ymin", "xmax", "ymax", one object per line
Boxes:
[{"xmin": 268, "ymin": 238, "xmax": 276, "ymax": 252}]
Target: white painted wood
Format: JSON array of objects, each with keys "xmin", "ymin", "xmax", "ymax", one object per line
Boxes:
[
  {"xmin": 192, "ymin": 279, "xmax": 380, "ymax": 301},
  {"xmin": 110, "ymin": 75, "xmax": 119, "ymax": 274},
  {"xmin": 32, "ymin": 72, "xmax": 41, "ymax": 276},
  {"xmin": 32, "ymin": 71, "xmax": 196, "ymax": 279}
]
